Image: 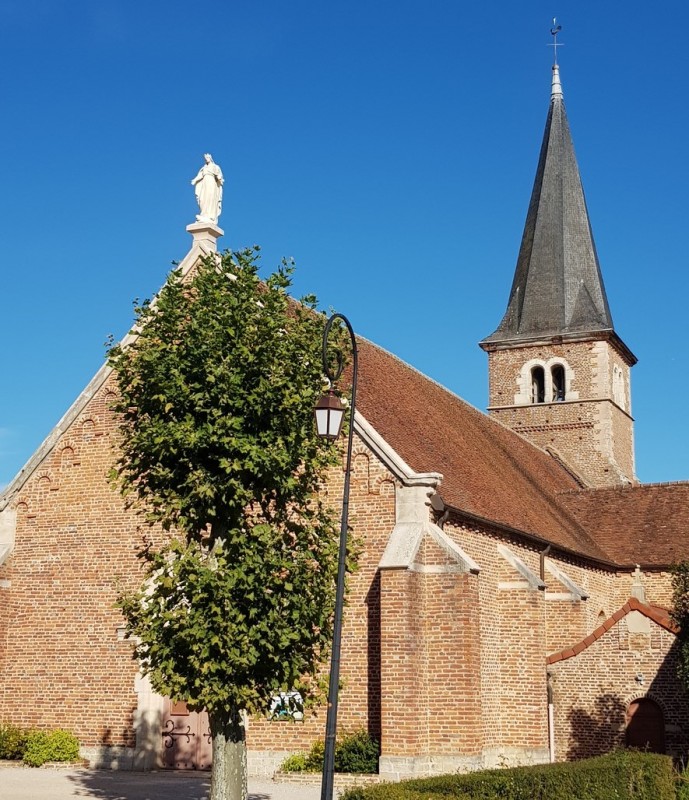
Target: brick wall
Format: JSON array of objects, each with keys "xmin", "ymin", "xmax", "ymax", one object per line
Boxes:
[
  {"xmin": 548, "ymin": 614, "xmax": 689, "ymax": 761},
  {"xmin": 380, "ymin": 567, "xmax": 424, "ymax": 756},
  {"xmin": 0, "ymin": 395, "xmax": 402, "ymax": 763},
  {"xmin": 0, "ymin": 366, "xmax": 681, "ymax": 775},
  {"xmin": 0, "ymin": 572, "xmax": 10, "ymax": 711},
  {"xmin": 440, "ymin": 517, "xmax": 680, "ymax": 766},
  {"xmin": 379, "ymin": 538, "xmax": 481, "ymax": 760},
  {"xmin": 485, "ymin": 339, "xmax": 635, "ymax": 487},
  {"xmin": 0, "ymin": 380, "xmax": 144, "ymax": 748}
]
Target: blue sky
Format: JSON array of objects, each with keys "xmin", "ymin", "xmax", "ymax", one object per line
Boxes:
[{"xmin": 1, "ymin": 1, "xmax": 687, "ymax": 488}]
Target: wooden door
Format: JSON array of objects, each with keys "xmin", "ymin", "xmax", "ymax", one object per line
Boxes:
[
  {"xmin": 161, "ymin": 699, "xmax": 212, "ymax": 769},
  {"xmin": 626, "ymin": 698, "xmax": 665, "ymax": 753}
]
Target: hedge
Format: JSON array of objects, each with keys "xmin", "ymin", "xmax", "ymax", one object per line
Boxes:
[{"xmin": 341, "ymin": 751, "xmax": 676, "ymax": 800}]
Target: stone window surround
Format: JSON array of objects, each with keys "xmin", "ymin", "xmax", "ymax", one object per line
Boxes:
[{"xmin": 514, "ymin": 357, "xmax": 580, "ymax": 406}]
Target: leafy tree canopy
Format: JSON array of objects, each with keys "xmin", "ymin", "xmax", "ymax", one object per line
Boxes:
[
  {"xmin": 108, "ymin": 247, "xmax": 344, "ymax": 717},
  {"xmin": 671, "ymin": 562, "xmax": 689, "ymax": 691}
]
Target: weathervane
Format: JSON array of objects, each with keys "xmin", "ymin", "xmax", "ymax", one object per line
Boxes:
[{"xmin": 549, "ymin": 18, "xmax": 563, "ymax": 65}]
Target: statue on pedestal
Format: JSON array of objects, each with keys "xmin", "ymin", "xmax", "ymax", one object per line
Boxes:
[{"xmin": 191, "ymin": 154, "xmax": 224, "ymax": 224}]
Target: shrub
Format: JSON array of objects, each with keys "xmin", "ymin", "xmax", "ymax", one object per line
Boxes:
[
  {"xmin": 305, "ymin": 738, "xmax": 325, "ymax": 771},
  {"xmin": 0, "ymin": 722, "xmax": 28, "ymax": 760},
  {"xmin": 676, "ymin": 764, "xmax": 689, "ymax": 800},
  {"xmin": 341, "ymin": 750, "xmax": 676, "ymax": 800},
  {"xmin": 341, "ymin": 787, "xmax": 444, "ymax": 800},
  {"xmin": 335, "ymin": 729, "xmax": 380, "ymax": 774},
  {"xmin": 281, "ymin": 739, "xmax": 323, "ymax": 773},
  {"xmin": 281, "ymin": 729, "xmax": 379, "ymax": 774},
  {"xmin": 23, "ymin": 729, "xmax": 80, "ymax": 767},
  {"xmin": 23, "ymin": 731, "xmax": 51, "ymax": 767},
  {"xmin": 281, "ymin": 753, "xmax": 309, "ymax": 772}
]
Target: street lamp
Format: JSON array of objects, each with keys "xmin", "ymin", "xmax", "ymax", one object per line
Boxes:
[
  {"xmin": 314, "ymin": 312, "xmax": 358, "ymax": 800},
  {"xmin": 314, "ymin": 391, "xmax": 346, "ymax": 441}
]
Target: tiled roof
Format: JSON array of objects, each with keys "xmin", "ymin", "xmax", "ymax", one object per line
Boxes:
[
  {"xmin": 357, "ymin": 339, "xmax": 689, "ymax": 568},
  {"xmin": 356, "ymin": 338, "xmax": 610, "ymax": 561},
  {"xmin": 559, "ymin": 483, "xmax": 689, "ymax": 567},
  {"xmin": 547, "ymin": 597, "xmax": 677, "ymax": 664}
]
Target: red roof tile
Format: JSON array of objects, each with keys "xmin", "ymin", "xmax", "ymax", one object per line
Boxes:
[{"xmin": 559, "ymin": 483, "xmax": 689, "ymax": 566}]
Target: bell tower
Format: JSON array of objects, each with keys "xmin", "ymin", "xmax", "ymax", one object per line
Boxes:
[{"xmin": 480, "ymin": 63, "xmax": 637, "ymax": 488}]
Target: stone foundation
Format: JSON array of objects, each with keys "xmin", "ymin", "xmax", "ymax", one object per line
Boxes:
[
  {"xmin": 80, "ymin": 745, "xmax": 138, "ymax": 770},
  {"xmin": 379, "ymin": 747, "xmax": 550, "ymax": 782}
]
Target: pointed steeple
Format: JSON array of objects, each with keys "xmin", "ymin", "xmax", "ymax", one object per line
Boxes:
[
  {"xmin": 482, "ymin": 64, "xmax": 618, "ymax": 345},
  {"xmin": 480, "ymin": 57, "xmax": 638, "ymax": 488}
]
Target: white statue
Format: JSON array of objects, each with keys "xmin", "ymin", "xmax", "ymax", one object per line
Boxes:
[{"xmin": 191, "ymin": 153, "xmax": 224, "ymax": 224}]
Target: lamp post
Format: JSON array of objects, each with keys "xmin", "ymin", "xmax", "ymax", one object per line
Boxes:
[{"xmin": 314, "ymin": 312, "xmax": 358, "ymax": 800}]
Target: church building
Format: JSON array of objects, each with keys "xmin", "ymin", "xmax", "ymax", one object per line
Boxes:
[{"xmin": 0, "ymin": 62, "xmax": 688, "ymax": 778}]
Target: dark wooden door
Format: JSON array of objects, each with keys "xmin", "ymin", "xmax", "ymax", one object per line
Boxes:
[
  {"xmin": 161, "ymin": 700, "xmax": 212, "ymax": 769},
  {"xmin": 626, "ymin": 698, "xmax": 665, "ymax": 753}
]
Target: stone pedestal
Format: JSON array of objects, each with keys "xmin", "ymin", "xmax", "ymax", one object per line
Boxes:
[{"xmin": 185, "ymin": 221, "xmax": 224, "ymax": 253}]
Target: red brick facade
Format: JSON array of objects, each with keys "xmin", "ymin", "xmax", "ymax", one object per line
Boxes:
[
  {"xmin": 548, "ymin": 600, "xmax": 689, "ymax": 761},
  {"xmin": 0, "ymin": 380, "xmax": 142, "ymax": 755},
  {"xmin": 1, "ymin": 379, "xmax": 686, "ymax": 776},
  {"xmin": 0, "ymin": 239, "xmax": 687, "ymax": 778}
]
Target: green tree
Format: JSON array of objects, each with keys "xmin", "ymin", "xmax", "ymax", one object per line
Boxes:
[
  {"xmin": 108, "ymin": 247, "xmax": 344, "ymax": 800},
  {"xmin": 671, "ymin": 562, "xmax": 689, "ymax": 690}
]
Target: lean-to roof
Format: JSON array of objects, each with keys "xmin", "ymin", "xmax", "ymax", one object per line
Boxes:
[{"xmin": 559, "ymin": 483, "xmax": 689, "ymax": 567}]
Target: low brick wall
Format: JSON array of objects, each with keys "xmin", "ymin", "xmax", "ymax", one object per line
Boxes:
[{"xmin": 273, "ymin": 771, "xmax": 382, "ymax": 790}]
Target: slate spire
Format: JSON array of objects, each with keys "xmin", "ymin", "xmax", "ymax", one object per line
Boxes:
[{"xmin": 483, "ymin": 64, "xmax": 615, "ymax": 344}]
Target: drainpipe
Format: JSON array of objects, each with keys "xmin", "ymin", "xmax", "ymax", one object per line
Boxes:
[
  {"xmin": 547, "ymin": 672, "xmax": 555, "ymax": 763},
  {"xmin": 539, "ymin": 544, "xmax": 551, "ymax": 582}
]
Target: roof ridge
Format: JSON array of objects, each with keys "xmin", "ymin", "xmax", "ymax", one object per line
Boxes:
[{"xmin": 558, "ymin": 480, "xmax": 689, "ymax": 496}]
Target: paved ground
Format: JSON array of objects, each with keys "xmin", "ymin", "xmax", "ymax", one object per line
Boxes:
[{"xmin": 0, "ymin": 767, "xmax": 327, "ymax": 800}]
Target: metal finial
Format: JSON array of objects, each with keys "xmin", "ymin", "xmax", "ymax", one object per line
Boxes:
[{"xmin": 549, "ymin": 18, "xmax": 563, "ymax": 65}]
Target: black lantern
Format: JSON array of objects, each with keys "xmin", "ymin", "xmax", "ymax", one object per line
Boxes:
[{"xmin": 314, "ymin": 390, "xmax": 346, "ymax": 440}]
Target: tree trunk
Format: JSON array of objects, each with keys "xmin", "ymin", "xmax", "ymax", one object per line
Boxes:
[{"xmin": 209, "ymin": 707, "xmax": 247, "ymax": 800}]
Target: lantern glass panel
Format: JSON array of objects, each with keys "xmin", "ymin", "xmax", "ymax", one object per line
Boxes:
[
  {"xmin": 315, "ymin": 407, "xmax": 331, "ymax": 438},
  {"xmin": 328, "ymin": 408, "xmax": 344, "ymax": 438}
]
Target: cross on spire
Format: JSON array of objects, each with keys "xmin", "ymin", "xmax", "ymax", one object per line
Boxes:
[{"xmin": 549, "ymin": 18, "xmax": 563, "ymax": 65}]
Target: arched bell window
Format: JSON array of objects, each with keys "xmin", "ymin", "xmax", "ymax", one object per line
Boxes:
[
  {"xmin": 531, "ymin": 366, "xmax": 545, "ymax": 404},
  {"xmin": 551, "ymin": 364, "xmax": 566, "ymax": 402}
]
